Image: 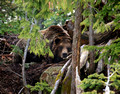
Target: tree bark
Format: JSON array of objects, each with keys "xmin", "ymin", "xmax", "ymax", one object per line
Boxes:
[
  {"xmin": 71, "ymin": 0, "xmax": 82, "ymax": 94},
  {"xmin": 88, "ymin": 2, "xmax": 95, "ymax": 74}
]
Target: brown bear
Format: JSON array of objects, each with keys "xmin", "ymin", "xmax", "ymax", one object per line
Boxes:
[
  {"xmin": 39, "ymin": 25, "xmax": 72, "ymax": 63},
  {"xmin": 12, "ymin": 25, "xmax": 72, "ymax": 63}
]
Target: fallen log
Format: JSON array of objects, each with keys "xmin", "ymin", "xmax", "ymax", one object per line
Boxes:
[
  {"xmin": 50, "ymin": 59, "xmax": 71, "ymax": 94},
  {"xmin": 63, "ymin": 20, "xmax": 120, "ymax": 45},
  {"xmin": 61, "ymin": 65, "xmax": 72, "ymax": 94},
  {"xmin": 93, "ymin": 21, "xmax": 120, "ymax": 44}
]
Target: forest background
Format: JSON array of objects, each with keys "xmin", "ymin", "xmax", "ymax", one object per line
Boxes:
[{"xmin": 0, "ymin": 0, "xmax": 120, "ymax": 94}]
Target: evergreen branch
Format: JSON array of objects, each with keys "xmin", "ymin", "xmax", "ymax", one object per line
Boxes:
[
  {"xmin": 87, "ymin": 3, "xmax": 98, "ymax": 13},
  {"xmin": 85, "ymin": 0, "xmax": 98, "ymax": 13}
]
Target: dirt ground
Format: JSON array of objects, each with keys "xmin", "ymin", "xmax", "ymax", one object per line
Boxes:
[
  {"xmin": 0, "ymin": 33, "xmax": 49, "ymax": 93},
  {"xmin": 0, "ymin": 33, "xmax": 66, "ymax": 94}
]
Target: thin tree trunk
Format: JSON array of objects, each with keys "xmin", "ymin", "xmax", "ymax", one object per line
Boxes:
[
  {"xmin": 22, "ymin": 39, "xmax": 30, "ymax": 94},
  {"xmin": 22, "ymin": 17, "xmax": 34, "ymax": 94},
  {"xmin": 88, "ymin": 2, "xmax": 95, "ymax": 74},
  {"xmin": 71, "ymin": 0, "xmax": 82, "ymax": 93}
]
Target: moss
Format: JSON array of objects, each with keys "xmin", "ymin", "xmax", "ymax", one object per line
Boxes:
[
  {"xmin": 61, "ymin": 76, "xmax": 72, "ymax": 94},
  {"xmin": 40, "ymin": 66, "xmax": 63, "ymax": 87},
  {"xmin": 55, "ymin": 71, "xmax": 63, "ymax": 82}
]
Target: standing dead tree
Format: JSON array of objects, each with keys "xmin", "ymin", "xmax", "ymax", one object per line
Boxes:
[{"xmin": 88, "ymin": 2, "xmax": 95, "ymax": 74}]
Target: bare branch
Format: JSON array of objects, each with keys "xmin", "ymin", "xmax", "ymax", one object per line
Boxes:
[{"xmin": 18, "ymin": 87, "xmax": 24, "ymax": 94}]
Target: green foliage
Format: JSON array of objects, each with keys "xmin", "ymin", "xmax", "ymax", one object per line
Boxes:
[
  {"xmin": 27, "ymin": 81, "xmax": 52, "ymax": 93},
  {"xmin": 11, "ymin": 45, "xmax": 23, "ymax": 57},
  {"xmin": 82, "ymin": 90, "xmax": 115, "ymax": 94},
  {"xmin": 28, "ymin": 30, "xmax": 54, "ymax": 57},
  {"xmin": 80, "ymin": 73, "xmax": 106, "ymax": 91},
  {"xmin": 84, "ymin": 38, "xmax": 120, "ymax": 64},
  {"xmin": 0, "ymin": 20, "xmax": 21, "ymax": 35},
  {"xmin": 110, "ymin": 63, "xmax": 120, "ymax": 90},
  {"xmin": 82, "ymin": 90, "xmax": 97, "ymax": 94},
  {"xmin": 43, "ymin": 8, "xmax": 72, "ymax": 28},
  {"xmin": 0, "ymin": 0, "xmax": 20, "ymax": 35},
  {"xmin": 18, "ymin": 19, "xmax": 31, "ymax": 39},
  {"xmin": 80, "ymin": 63, "xmax": 120, "ymax": 93},
  {"xmin": 14, "ymin": 0, "xmax": 54, "ymax": 57},
  {"xmin": 25, "ymin": 62, "xmax": 35, "ymax": 68},
  {"xmin": 18, "ymin": 18, "xmax": 54, "ymax": 57},
  {"xmin": 81, "ymin": 0, "xmax": 120, "ymax": 33}
]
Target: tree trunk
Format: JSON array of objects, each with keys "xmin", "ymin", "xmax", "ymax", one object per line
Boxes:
[
  {"xmin": 71, "ymin": 0, "xmax": 82, "ymax": 94},
  {"xmin": 88, "ymin": 2, "xmax": 95, "ymax": 74}
]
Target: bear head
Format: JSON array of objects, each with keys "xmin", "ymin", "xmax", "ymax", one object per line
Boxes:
[{"xmin": 51, "ymin": 36, "xmax": 72, "ymax": 62}]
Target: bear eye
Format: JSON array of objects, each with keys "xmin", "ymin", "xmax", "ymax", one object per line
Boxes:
[
  {"xmin": 58, "ymin": 46, "xmax": 63, "ymax": 50},
  {"xmin": 67, "ymin": 47, "xmax": 72, "ymax": 52}
]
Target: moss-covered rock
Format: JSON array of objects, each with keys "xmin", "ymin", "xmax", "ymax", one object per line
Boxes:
[{"xmin": 40, "ymin": 65, "xmax": 63, "ymax": 88}]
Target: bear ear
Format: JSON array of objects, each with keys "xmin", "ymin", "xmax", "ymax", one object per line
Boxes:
[
  {"xmin": 55, "ymin": 38, "xmax": 61, "ymax": 45},
  {"xmin": 66, "ymin": 20, "xmax": 74, "ymax": 31}
]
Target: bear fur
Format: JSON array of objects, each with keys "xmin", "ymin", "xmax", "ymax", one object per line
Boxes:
[
  {"xmin": 39, "ymin": 25, "xmax": 72, "ymax": 63},
  {"xmin": 62, "ymin": 20, "xmax": 74, "ymax": 38},
  {"xmin": 13, "ymin": 25, "xmax": 72, "ymax": 63}
]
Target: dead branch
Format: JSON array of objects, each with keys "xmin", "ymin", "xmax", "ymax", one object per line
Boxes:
[
  {"xmin": 96, "ymin": 59, "xmax": 104, "ymax": 73},
  {"xmin": 104, "ymin": 40, "xmax": 112, "ymax": 94},
  {"xmin": 18, "ymin": 87, "xmax": 24, "ymax": 94},
  {"xmin": 50, "ymin": 59, "xmax": 71, "ymax": 94},
  {"xmin": 10, "ymin": 39, "xmax": 23, "ymax": 55},
  {"xmin": 6, "ymin": 67, "xmax": 22, "ymax": 78},
  {"xmin": 0, "ymin": 38, "xmax": 11, "ymax": 48}
]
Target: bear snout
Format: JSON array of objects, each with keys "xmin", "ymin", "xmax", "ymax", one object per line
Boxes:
[{"xmin": 62, "ymin": 53, "xmax": 68, "ymax": 58}]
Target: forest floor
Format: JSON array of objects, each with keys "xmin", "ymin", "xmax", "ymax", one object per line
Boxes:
[{"xmin": 0, "ymin": 33, "xmax": 58, "ymax": 93}]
